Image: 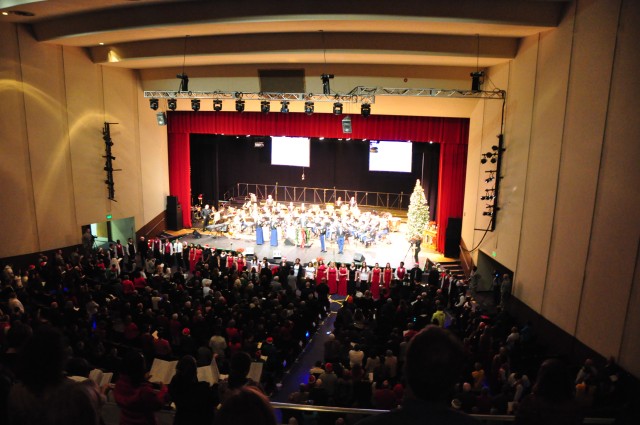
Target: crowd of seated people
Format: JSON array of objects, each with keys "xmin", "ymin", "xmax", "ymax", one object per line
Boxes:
[{"xmin": 0, "ymin": 243, "xmax": 637, "ymax": 425}]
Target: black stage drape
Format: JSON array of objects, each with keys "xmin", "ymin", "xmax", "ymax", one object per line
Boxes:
[{"xmin": 190, "ymin": 135, "xmax": 439, "ymax": 220}]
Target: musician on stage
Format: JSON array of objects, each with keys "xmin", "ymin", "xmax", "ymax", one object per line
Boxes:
[
  {"xmin": 256, "ymin": 216, "xmax": 264, "ymax": 245},
  {"xmin": 319, "ymin": 221, "xmax": 327, "ymax": 253},
  {"xmin": 336, "ymin": 224, "xmax": 346, "ymax": 255},
  {"xmin": 201, "ymin": 204, "xmax": 212, "ymax": 231},
  {"xmin": 269, "ymin": 218, "xmax": 278, "ymax": 246}
]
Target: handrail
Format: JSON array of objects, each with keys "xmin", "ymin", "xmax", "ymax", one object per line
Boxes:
[
  {"xmin": 459, "ymin": 238, "xmax": 474, "ymax": 278},
  {"xmin": 102, "ymin": 401, "xmax": 615, "ymax": 424},
  {"xmin": 271, "ymin": 402, "xmax": 387, "ymax": 415},
  {"xmin": 223, "ymin": 183, "xmax": 408, "ymax": 210}
]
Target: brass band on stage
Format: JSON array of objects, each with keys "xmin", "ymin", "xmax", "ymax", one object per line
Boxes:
[{"xmin": 194, "ymin": 194, "xmax": 397, "ymax": 247}]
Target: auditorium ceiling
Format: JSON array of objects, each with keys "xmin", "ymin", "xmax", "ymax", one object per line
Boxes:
[{"xmin": 1, "ymin": 0, "xmax": 570, "ymax": 70}]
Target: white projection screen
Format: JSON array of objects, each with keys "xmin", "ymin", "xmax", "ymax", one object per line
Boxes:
[
  {"xmin": 369, "ymin": 141, "xmax": 412, "ymax": 173},
  {"xmin": 271, "ymin": 136, "xmax": 310, "ymax": 167}
]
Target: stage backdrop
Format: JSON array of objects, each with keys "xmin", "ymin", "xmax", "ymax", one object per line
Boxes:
[
  {"xmin": 168, "ymin": 111, "xmax": 468, "ymax": 253},
  {"xmin": 190, "ymin": 135, "xmax": 440, "ymax": 218}
]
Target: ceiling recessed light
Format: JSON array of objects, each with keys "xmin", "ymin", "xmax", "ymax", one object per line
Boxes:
[{"xmin": 99, "ymin": 42, "xmax": 104, "ymax": 45}]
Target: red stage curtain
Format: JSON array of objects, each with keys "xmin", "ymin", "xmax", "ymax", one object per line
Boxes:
[
  {"xmin": 168, "ymin": 111, "xmax": 468, "ymax": 144},
  {"xmin": 167, "ymin": 111, "xmax": 469, "ymax": 254},
  {"xmin": 436, "ymin": 143, "xmax": 468, "ymax": 253},
  {"xmin": 168, "ymin": 133, "xmax": 192, "ymax": 228}
]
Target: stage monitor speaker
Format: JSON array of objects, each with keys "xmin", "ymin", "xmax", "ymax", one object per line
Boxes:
[
  {"xmin": 166, "ymin": 196, "xmax": 182, "ymax": 230},
  {"xmin": 342, "ymin": 116, "xmax": 352, "ymax": 133},
  {"xmin": 444, "ymin": 217, "xmax": 462, "ymax": 258},
  {"xmin": 354, "ymin": 253, "xmax": 365, "ymax": 263},
  {"xmin": 273, "ymin": 250, "xmax": 282, "ymax": 259}
]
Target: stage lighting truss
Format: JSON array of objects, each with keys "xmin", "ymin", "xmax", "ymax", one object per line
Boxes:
[{"xmin": 143, "ymin": 85, "xmax": 505, "ymax": 104}]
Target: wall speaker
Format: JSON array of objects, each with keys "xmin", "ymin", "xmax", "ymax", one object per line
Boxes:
[
  {"xmin": 342, "ymin": 116, "xmax": 352, "ymax": 133},
  {"xmin": 156, "ymin": 112, "xmax": 167, "ymax": 126},
  {"xmin": 354, "ymin": 253, "xmax": 365, "ymax": 263}
]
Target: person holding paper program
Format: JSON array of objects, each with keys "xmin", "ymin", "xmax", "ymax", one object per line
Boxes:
[{"xmin": 114, "ymin": 351, "xmax": 169, "ymax": 425}]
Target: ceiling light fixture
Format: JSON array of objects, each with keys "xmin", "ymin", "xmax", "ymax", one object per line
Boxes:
[
  {"xmin": 167, "ymin": 98, "xmax": 177, "ymax": 111},
  {"xmin": 149, "ymin": 99, "xmax": 159, "ymax": 110},
  {"xmin": 304, "ymin": 101, "xmax": 314, "ymax": 115}
]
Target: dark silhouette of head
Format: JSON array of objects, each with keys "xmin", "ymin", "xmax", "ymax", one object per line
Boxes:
[
  {"xmin": 532, "ymin": 358, "xmax": 575, "ymax": 402},
  {"xmin": 120, "ymin": 351, "xmax": 147, "ymax": 386},
  {"xmin": 217, "ymin": 386, "xmax": 276, "ymax": 425},
  {"xmin": 404, "ymin": 325, "xmax": 464, "ymax": 402}
]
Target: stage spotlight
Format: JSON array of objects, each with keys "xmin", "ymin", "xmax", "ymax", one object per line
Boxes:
[
  {"xmin": 483, "ymin": 211, "xmax": 493, "ymax": 217},
  {"xmin": 213, "ymin": 99, "xmax": 223, "ymax": 111},
  {"xmin": 149, "ymin": 98, "xmax": 159, "ymax": 110},
  {"xmin": 167, "ymin": 98, "xmax": 177, "ymax": 111},
  {"xmin": 361, "ymin": 103, "xmax": 371, "ymax": 118},
  {"xmin": 191, "ymin": 99, "xmax": 200, "ymax": 111},
  {"xmin": 177, "ymin": 73, "xmax": 189, "ymax": 92},
  {"xmin": 260, "ymin": 101, "xmax": 270, "ymax": 114},
  {"xmin": 321, "ymin": 74, "xmax": 334, "ymax": 95},
  {"xmin": 235, "ymin": 99, "xmax": 245, "ymax": 112},
  {"xmin": 280, "ymin": 101, "xmax": 290, "ymax": 113},
  {"xmin": 333, "ymin": 102, "xmax": 343, "ymax": 115},
  {"xmin": 490, "ymin": 157, "xmax": 497, "ymax": 164},
  {"xmin": 304, "ymin": 101, "xmax": 314, "ymax": 115},
  {"xmin": 471, "ymin": 71, "xmax": 484, "ymax": 92},
  {"xmin": 480, "ymin": 157, "xmax": 487, "ymax": 164}
]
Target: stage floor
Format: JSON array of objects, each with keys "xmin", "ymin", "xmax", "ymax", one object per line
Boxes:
[{"xmin": 167, "ymin": 223, "xmax": 450, "ymax": 267}]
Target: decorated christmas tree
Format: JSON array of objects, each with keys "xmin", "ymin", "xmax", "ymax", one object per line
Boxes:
[{"xmin": 407, "ymin": 179, "xmax": 430, "ymax": 241}]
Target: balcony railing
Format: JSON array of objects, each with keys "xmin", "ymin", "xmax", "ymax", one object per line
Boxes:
[{"xmin": 223, "ymin": 183, "xmax": 408, "ymax": 210}]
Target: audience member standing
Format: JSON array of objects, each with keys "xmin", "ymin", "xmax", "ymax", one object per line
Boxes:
[{"xmin": 356, "ymin": 326, "xmax": 476, "ymax": 425}]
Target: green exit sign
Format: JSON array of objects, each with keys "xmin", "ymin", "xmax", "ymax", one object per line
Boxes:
[
  {"xmin": 492, "ymin": 251, "xmax": 497, "ymax": 257},
  {"xmin": 106, "ymin": 214, "xmax": 113, "ymax": 220}
]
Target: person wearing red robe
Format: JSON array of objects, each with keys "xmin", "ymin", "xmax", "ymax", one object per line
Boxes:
[
  {"xmin": 327, "ymin": 262, "xmax": 338, "ymax": 294},
  {"xmin": 316, "ymin": 260, "xmax": 327, "ymax": 286},
  {"xmin": 338, "ymin": 263, "xmax": 349, "ymax": 296},
  {"xmin": 236, "ymin": 254, "xmax": 245, "ymax": 274},
  {"xmin": 188, "ymin": 245, "xmax": 198, "ymax": 273},
  {"xmin": 383, "ymin": 263, "xmax": 393, "ymax": 296},
  {"xmin": 371, "ymin": 263, "xmax": 382, "ymax": 300}
]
